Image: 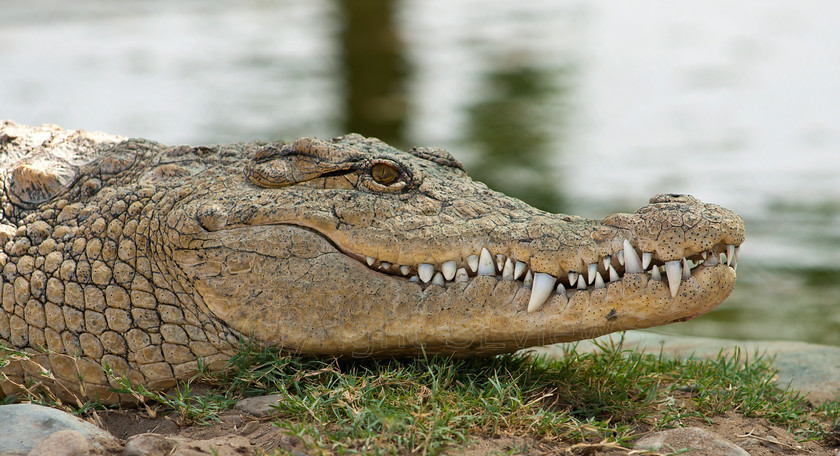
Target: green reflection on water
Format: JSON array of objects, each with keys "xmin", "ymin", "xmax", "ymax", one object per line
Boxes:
[
  {"xmin": 462, "ymin": 63, "xmax": 572, "ymax": 214},
  {"xmin": 336, "ymin": 0, "xmax": 408, "ymax": 147}
]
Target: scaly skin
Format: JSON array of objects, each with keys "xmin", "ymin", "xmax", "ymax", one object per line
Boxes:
[{"xmin": 0, "ymin": 121, "xmax": 744, "ymax": 403}]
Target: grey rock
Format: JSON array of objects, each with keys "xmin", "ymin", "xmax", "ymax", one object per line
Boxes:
[
  {"xmin": 0, "ymin": 404, "xmax": 118, "ymax": 456},
  {"xmin": 634, "ymin": 427, "xmax": 749, "ymax": 456},
  {"xmin": 26, "ymin": 430, "xmax": 88, "ymax": 456},
  {"xmin": 532, "ymin": 330, "xmax": 840, "ymax": 403},
  {"xmin": 123, "ymin": 433, "xmax": 174, "ymax": 456},
  {"xmin": 233, "ymin": 394, "xmax": 283, "ymax": 417}
]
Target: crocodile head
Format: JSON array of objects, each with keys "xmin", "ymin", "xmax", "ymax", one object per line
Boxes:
[{"xmin": 167, "ymin": 134, "xmax": 745, "ymax": 356}]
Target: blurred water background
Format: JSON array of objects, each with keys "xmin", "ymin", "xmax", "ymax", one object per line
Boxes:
[{"xmin": 2, "ymin": 1, "xmax": 838, "ymax": 344}]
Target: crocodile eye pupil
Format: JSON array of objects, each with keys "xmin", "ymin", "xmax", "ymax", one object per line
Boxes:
[{"xmin": 371, "ymin": 163, "xmax": 400, "ymax": 185}]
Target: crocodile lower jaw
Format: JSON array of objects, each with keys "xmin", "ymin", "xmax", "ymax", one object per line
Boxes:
[{"xmin": 353, "ymin": 240, "xmax": 740, "ymax": 313}]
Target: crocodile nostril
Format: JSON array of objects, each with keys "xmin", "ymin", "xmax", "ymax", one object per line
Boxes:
[{"xmin": 649, "ymin": 193, "xmax": 699, "ymax": 204}]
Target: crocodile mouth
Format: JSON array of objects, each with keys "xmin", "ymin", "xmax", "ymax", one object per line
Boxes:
[{"xmin": 347, "ymin": 240, "xmax": 740, "ymax": 313}]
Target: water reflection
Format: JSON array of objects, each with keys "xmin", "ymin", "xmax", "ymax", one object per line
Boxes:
[
  {"xmin": 463, "ymin": 63, "xmax": 569, "ymax": 213},
  {"xmin": 336, "ymin": 0, "xmax": 408, "ymax": 146}
]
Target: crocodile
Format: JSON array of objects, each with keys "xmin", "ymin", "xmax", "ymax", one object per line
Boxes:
[{"xmin": 0, "ymin": 121, "xmax": 744, "ymax": 403}]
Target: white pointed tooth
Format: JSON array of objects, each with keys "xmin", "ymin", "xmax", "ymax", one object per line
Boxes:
[
  {"xmin": 556, "ymin": 282, "xmax": 566, "ymax": 294},
  {"xmin": 642, "ymin": 252, "xmax": 652, "ymax": 270},
  {"xmin": 594, "ymin": 272, "xmax": 605, "ymax": 289},
  {"xmin": 623, "ymin": 240, "xmax": 644, "ymax": 273},
  {"xmin": 706, "ymin": 251, "xmax": 719, "ymax": 266},
  {"xmin": 682, "ymin": 257, "xmax": 691, "ymax": 279},
  {"xmin": 441, "ymin": 261, "xmax": 457, "ymax": 281},
  {"xmin": 602, "ymin": 255, "xmax": 611, "ymax": 270},
  {"xmin": 455, "ymin": 268, "xmax": 469, "ymax": 283},
  {"xmin": 651, "ymin": 266, "xmax": 661, "ymax": 281},
  {"xmin": 568, "ymin": 271, "xmax": 579, "ymax": 285},
  {"xmin": 418, "ymin": 263, "xmax": 434, "ymax": 283},
  {"xmin": 587, "ymin": 263, "xmax": 598, "ymax": 284},
  {"xmin": 502, "ymin": 258, "xmax": 514, "ymax": 280},
  {"xmin": 527, "ymin": 273, "xmax": 557, "ymax": 313},
  {"xmin": 576, "ymin": 274, "xmax": 587, "ymax": 290},
  {"xmin": 432, "ymin": 272, "xmax": 445, "ymax": 286},
  {"xmin": 366, "ymin": 256, "xmax": 375, "ymax": 266},
  {"xmin": 726, "ymin": 244, "xmax": 735, "ymax": 266},
  {"xmin": 524, "ymin": 270, "xmax": 533, "ymax": 286},
  {"xmin": 664, "ymin": 260, "xmax": 681, "ymax": 297},
  {"xmin": 478, "ymin": 248, "xmax": 495, "ymax": 275},
  {"xmin": 400, "ymin": 265, "xmax": 411, "ymax": 276},
  {"xmin": 409, "ymin": 275, "xmax": 419, "ymax": 282},
  {"xmin": 380, "ymin": 261, "xmax": 391, "ymax": 270},
  {"xmin": 608, "ymin": 265, "xmax": 620, "ymax": 282},
  {"xmin": 495, "ymin": 254, "xmax": 506, "ymax": 272},
  {"xmin": 701, "ymin": 251, "xmax": 708, "ymax": 260},
  {"xmin": 731, "ymin": 246, "xmax": 740, "ymax": 269},
  {"xmin": 617, "ymin": 250, "xmax": 625, "ymax": 265},
  {"xmin": 514, "ymin": 261, "xmax": 527, "ymax": 280},
  {"xmin": 467, "ymin": 254, "xmax": 479, "ymax": 273}
]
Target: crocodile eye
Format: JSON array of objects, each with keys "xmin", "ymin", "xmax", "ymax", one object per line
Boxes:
[{"xmin": 370, "ymin": 162, "xmax": 400, "ymax": 185}]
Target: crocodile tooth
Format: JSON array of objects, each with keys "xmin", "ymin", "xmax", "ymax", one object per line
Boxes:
[
  {"xmin": 576, "ymin": 274, "xmax": 587, "ymax": 290},
  {"xmin": 400, "ymin": 265, "xmax": 411, "ymax": 275},
  {"xmin": 642, "ymin": 252, "xmax": 652, "ymax": 270},
  {"xmin": 602, "ymin": 255, "xmax": 611, "ymax": 270},
  {"xmin": 478, "ymin": 248, "xmax": 495, "ymax": 275},
  {"xmin": 731, "ymin": 246, "xmax": 740, "ymax": 269},
  {"xmin": 524, "ymin": 270, "xmax": 533, "ymax": 287},
  {"xmin": 651, "ymin": 266, "xmax": 661, "ymax": 281},
  {"xmin": 514, "ymin": 261, "xmax": 527, "ymax": 279},
  {"xmin": 623, "ymin": 240, "xmax": 643, "ymax": 273},
  {"xmin": 467, "ymin": 254, "xmax": 479, "ymax": 273},
  {"xmin": 608, "ymin": 265, "xmax": 619, "ymax": 282},
  {"xmin": 664, "ymin": 260, "xmax": 681, "ymax": 297},
  {"xmin": 455, "ymin": 268, "xmax": 469, "ymax": 282},
  {"xmin": 568, "ymin": 271, "xmax": 579, "ymax": 285},
  {"xmin": 502, "ymin": 258, "xmax": 514, "ymax": 280},
  {"xmin": 556, "ymin": 282, "xmax": 566, "ymax": 294},
  {"xmin": 726, "ymin": 244, "xmax": 735, "ymax": 266},
  {"xmin": 418, "ymin": 263, "xmax": 434, "ymax": 283},
  {"xmin": 587, "ymin": 263, "xmax": 598, "ymax": 284},
  {"xmin": 617, "ymin": 250, "xmax": 625, "ymax": 265},
  {"xmin": 432, "ymin": 272, "xmax": 445, "ymax": 286},
  {"xmin": 527, "ymin": 272, "xmax": 557, "ymax": 313},
  {"xmin": 495, "ymin": 254, "xmax": 506, "ymax": 272},
  {"xmin": 366, "ymin": 256, "xmax": 375, "ymax": 266},
  {"xmin": 594, "ymin": 272, "xmax": 605, "ymax": 289},
  {"xmin": 380, "ymin": 261, "xmax": 391, "ymax": 270},
  {"xmin": 441, "ymin": 261, "xmax": 457, "ymax": 281},
  {"xmin": 701, "ymin": 251, "xmax": 708, "ymax": 260},
  {"xmin": 706, "ymin": 251, "xmax": 718, "ymax": 266},
  {"xmin": 682, "ymin": 257, "xmax": 691, "ymax": 279},
  {"xmin": 409, "ymin": 275, "xmax": 419, "ymax": 282}
]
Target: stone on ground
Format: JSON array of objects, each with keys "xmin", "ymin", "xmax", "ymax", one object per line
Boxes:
[
  {"xmin": 0, "ymin": 404, "xmax": 118, "ymax": 456},
  {"xmin": 634, "ymin": 427, "xmax": 749, "ymax": 456}
]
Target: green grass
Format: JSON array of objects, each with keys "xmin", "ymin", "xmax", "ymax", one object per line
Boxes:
[{"xmin": 5, "ymin": 336, "xmax": 840, "ymax": 454}]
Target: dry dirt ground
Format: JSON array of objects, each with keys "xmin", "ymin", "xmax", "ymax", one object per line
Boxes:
[{"xmin": 92, "ymin": 404, "xmax": 838, "ymax": 455}]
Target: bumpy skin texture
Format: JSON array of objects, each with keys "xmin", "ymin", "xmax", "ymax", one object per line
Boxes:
[{"xmin": 0, "ymin": 121, "xmax": 745, "ymax": 402}]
